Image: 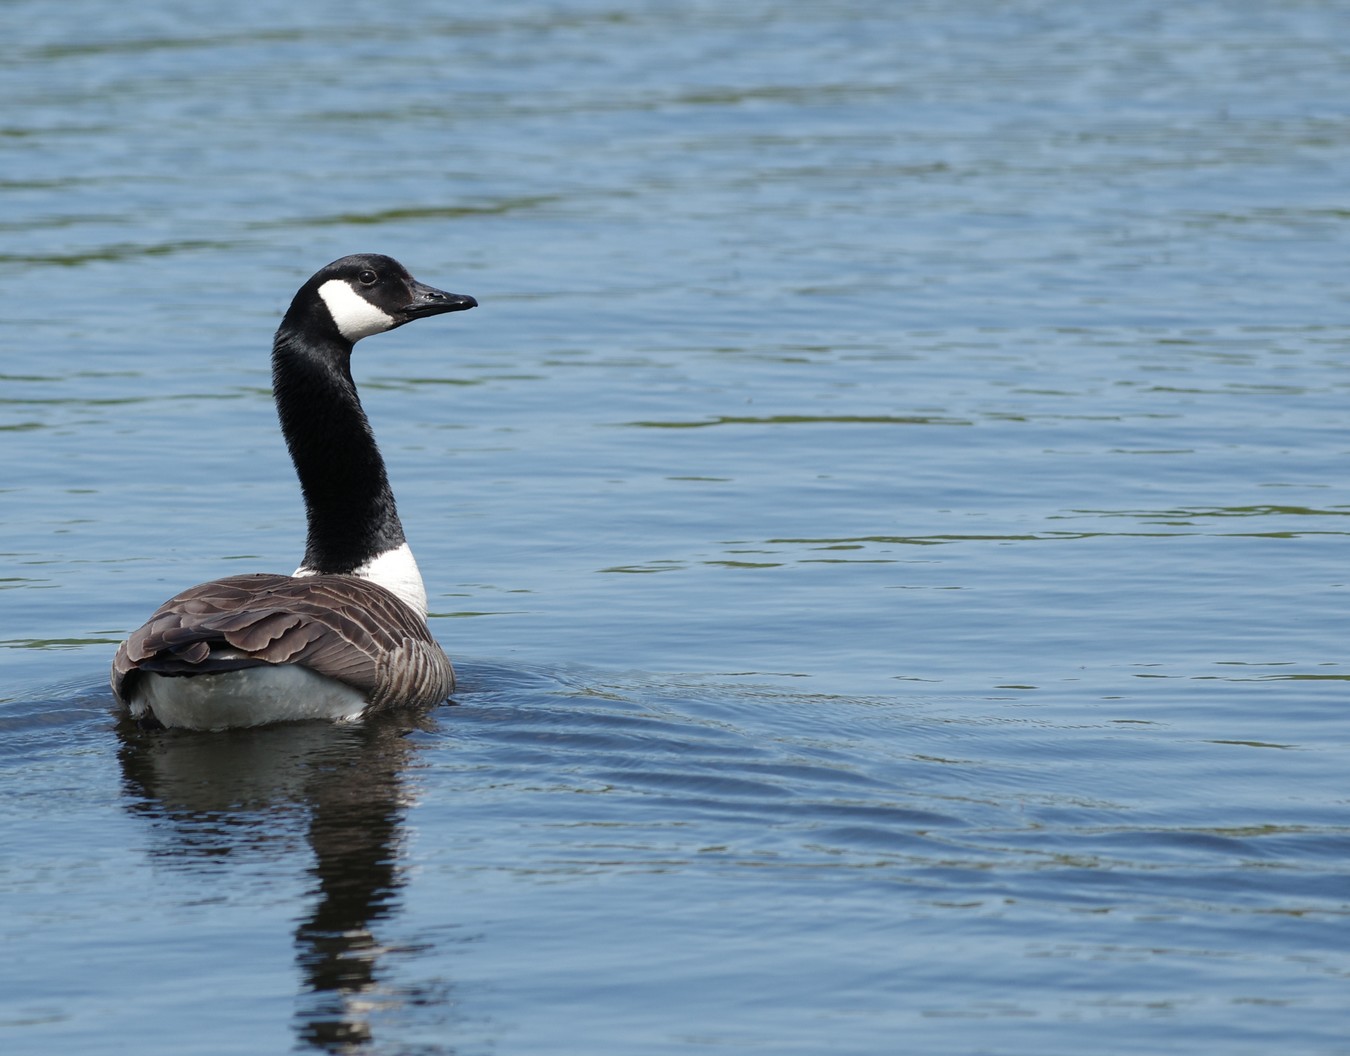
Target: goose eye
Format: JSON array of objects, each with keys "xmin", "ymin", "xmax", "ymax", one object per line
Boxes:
[{"xmin": 357, "ymin": 269, "xmax": 378, "ymax": 286}]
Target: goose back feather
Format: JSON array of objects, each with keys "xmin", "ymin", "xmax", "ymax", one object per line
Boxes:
[{"xmin": 112, "ymin": 573, "xmax": 454, "ymax": 713}]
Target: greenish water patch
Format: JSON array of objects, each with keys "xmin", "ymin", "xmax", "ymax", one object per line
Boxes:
[
  {"xmin": 626, "ymin": 414, "xmax": 971, "ymax": 428},
  {"xmin": 2, "ymin": 637, "xmax": 121, "ymax": 650},
  {"xmin": 255, "ymin": 197, "xmax": 560, "ymax": 230},
  {"xmin": 0, "ymin": 239, "xmax": 238, "ymax": 267}
]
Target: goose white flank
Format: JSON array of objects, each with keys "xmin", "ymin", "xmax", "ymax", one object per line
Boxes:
[{"xmin": 111, "ymin": 254, "xmax": 477, "ymax": 731}]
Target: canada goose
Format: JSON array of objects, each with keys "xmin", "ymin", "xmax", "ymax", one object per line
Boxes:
[{"xmin": 111, "ymin": 254, "xmax": 476, "ymax": 730}]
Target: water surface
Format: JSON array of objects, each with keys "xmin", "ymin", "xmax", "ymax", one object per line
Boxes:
[{"xmin": 3, "ymin": 2, "xmax": 1349, "ymax": 1053}]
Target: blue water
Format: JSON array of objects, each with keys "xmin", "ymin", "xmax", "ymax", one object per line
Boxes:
[{"xmin": 3, "ymin": 2, "xmax": 1349, "ymax": 1053}]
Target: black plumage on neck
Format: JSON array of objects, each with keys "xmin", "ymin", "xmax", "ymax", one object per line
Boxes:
[{"xmin": 272, "ymin": 320, "xmax": 405, "ymax": 575}]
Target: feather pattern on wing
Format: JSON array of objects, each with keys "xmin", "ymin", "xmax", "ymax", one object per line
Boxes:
[{"xmin": 110, "ymin": 573, "xmax": 455, "ymax": 714}]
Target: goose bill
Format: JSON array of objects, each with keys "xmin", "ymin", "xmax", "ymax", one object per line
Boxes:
[{"xmin": 402, "ymin": 283, "xmax": 477, "ymax": 319}]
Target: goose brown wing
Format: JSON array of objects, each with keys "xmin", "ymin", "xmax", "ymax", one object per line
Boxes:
[{"xmin": 111, "ymin": 572, "xmax": 454, "ymax": 710}]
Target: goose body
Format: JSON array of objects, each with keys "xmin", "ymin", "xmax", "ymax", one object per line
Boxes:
[{"xmin": 111, "ymin": 254, "xmax": 476, "ymax": 730}]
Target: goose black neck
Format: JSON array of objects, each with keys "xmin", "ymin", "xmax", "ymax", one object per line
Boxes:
[{"xmin": 272, "ymin": 324, "xmax": 405, "ymax": 574}]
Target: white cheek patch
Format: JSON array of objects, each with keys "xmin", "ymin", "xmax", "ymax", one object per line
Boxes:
[{"xmin": 318, "ymin": 278, "xmax": 397, "ymax": 342}]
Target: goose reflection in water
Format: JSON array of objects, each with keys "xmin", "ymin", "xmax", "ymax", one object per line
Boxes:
[{"xmin": 116, "ymin": 710, "xmax": 451, "ymax": 1053}]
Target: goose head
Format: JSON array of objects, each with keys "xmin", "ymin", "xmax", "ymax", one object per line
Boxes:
[{"xmin": 287, "ymin": 253, "xmax": 478, "ymax": 344}]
